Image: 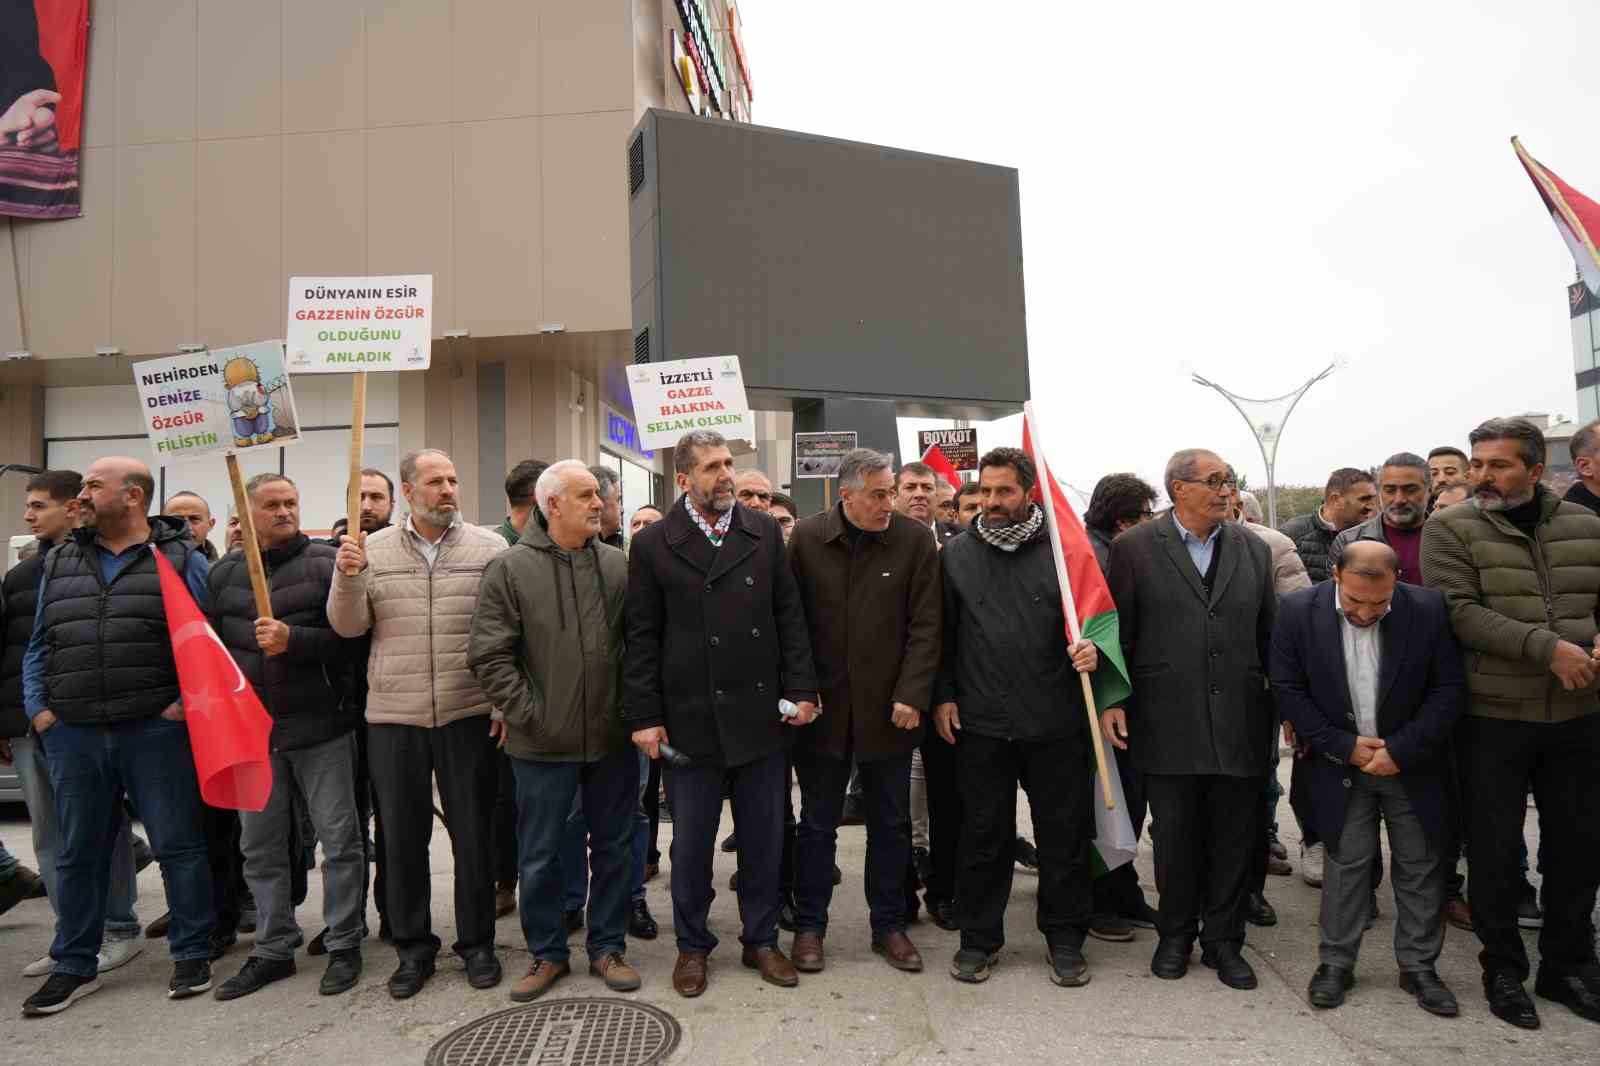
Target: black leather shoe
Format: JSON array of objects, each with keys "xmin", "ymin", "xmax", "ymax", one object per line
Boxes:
[
  {"xmin": 1308, "ymin": 964, "xmax": 1354, "ymax": 1008},
  {"xmin": 629, "ymin": 898, "xmax": 659, "ymax": 940},
  {"xmin": 1046, "ymin": 942, "xmax": 1089, "ymax": 987},
  {"xmin": 777, "ymin": 897, "xmax": 798, "ymax": 933},
  {"xmin": 214, "ymin": 956, "xmax": 295, "ymax": 1001},
  {"xmin": 564, "ymin": 908, "xmax": 584, "ymax": 934},
  {"xmin": 1485, "ymin": 972, "xmax": 1540, "ymax": 1030},
  {"xmin": 320, "ymin": 949, "xmax": 362, "ymax": 996},
  {"xmin": 1150, "ymin": 937, "xmax": 1192, "ymax": 980},
  {"xmin": 1201, "ymin": 943, "xmax": 1258, "ymax": 990},
  {"xmin": 927, "ymin": 896, "xmax": 958, "ymax": 932},
  {"xmin": 1245, "ymin": 892, "xmax": 1278, "ymax": 927},
  {"xmin": 720, "ymin": 832, "xmax": 738, "ymax": 853},
  {"xmin": 1535, "ymin": 971, "xmax": 1600, "ymax": 1024},
  {"xmin": 464, "ymin": 949, "xmax": 502, "ymax": 989},
  {"xmin": 388, "ymin": 958, "xmax": 435, "ymax": 1000},
  {"xmin": 1400, "ymin": 969, "xmax": 1459, "ymax": 1017}
]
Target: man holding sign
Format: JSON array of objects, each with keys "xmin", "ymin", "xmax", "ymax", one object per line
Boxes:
[
  {"xmin": 209, "ymin": 474, "xmax": 366, "ymax": 1002},
  {"xmin": 21, "ymin": 458, "xmax": 217, "ymax": 1016}
]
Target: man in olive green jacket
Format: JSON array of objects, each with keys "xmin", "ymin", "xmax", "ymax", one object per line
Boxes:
[
  {"xmin": 469, "ymin": 461, "xmax": 638, "ymax": 1003},
  {"xmin": 1420, "ymin": 416, "xmax": 1600, "ymax": 1032}
]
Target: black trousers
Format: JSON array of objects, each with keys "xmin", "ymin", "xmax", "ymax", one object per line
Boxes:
[
  {"xmin": 492, "ymin": 750, "xmax": 518, "ymax": 889},
  {"xmin": 666, "ymin": 750, "xmax": 787, "ymax": 954},
  {"xmin": 368, "ymin": 716, "xmax": 499, "ymax": 963},
  {"xmin": 644, "ymin": 758, "xmax": 663, "ymax": 866},
  {"xmin": 919, "ymin": 732, "xmax": 962, "ymax": 905},
  {"xmin": 794, "ymin": 751, "xmax": 912, "ymax": 938},
  {"xmin": 1145, "ymin": 773, "xmax": 1257, "ymax": 948},
  {"xmin": 955, "ymin": 730, "xmax": 1093, "ymax": 954},
  {"xmin": 202, "ymin": 805, "xmax": 246, "ymax": 936},
  {"xmin": 1092, "ymin": 747, "xmax": 1148, "ymax": 915},
  {"xmin": 1460, "ymin": 713, "xmax": 1600, "ymax": 982}
]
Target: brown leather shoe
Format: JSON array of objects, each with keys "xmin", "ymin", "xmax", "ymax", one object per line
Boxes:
[
  {"xmin": 791, "ymin": 931, "xmax": 825, "ymax": 973},
  {"xmin": 509, "ymin": 958, "xmax": 569, "ymax": 1002},
  {"xmin": 1443, "ymin": 898, "xmax": 1473, "ymax": 932},
  {"xmin": 589, "ymin": 952, "xmax": 641, "ymax": 992},
  {"xmin": 872, "ymin": 930, "xmax": 924, "ymax": 972},
  {"xmin": 672, "ymin": 952, "xmax": 708, "ymax": 998},
  {"xmin": 741, "ymin": 945, "xmax": 799, "ymax": 987}
]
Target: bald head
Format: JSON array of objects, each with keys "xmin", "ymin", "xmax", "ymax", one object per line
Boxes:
[
  {"xmin": 1339, "ymin": 540, "xmax": 1399, "ymax": 579},
  {"xmin": 1335, "ymin": 540, "xmax": 1398, "ymax": 627},
  {"xmin": 79, "ymin": 456, "xmax": 155, "ymax": 535}
]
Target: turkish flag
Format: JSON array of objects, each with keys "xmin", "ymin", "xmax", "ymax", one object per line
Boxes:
[
  {"xmin": 151, "ymin": 546, "xmax": 274, "ymax": 811},
  {"xmin": 919, "ymin": 444, "xmax": 963, "ymax": 490}
]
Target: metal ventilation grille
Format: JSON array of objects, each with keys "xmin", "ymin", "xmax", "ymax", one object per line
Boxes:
[
  {"xmin": 633, "ymin": 327, "xmax": 650, "ymax": 364},
  {"xmin": 628, "ymin": 133, "xmax": 645, "ymax": 195}
]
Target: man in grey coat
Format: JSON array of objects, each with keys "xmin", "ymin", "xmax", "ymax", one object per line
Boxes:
[{"xmin": 1103, "ymin": 449, "xmax": 1277, "ymax": 992}]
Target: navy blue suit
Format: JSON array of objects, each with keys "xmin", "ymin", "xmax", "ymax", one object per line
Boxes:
[{"xmin": 1268, "ymin": 581, "xmax": 1466, "ymax": 847}]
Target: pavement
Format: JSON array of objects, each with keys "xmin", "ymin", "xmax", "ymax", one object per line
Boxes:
[{"xmin": 1, "ymin": 754, "xmax": 1598, "ymax": 1066}]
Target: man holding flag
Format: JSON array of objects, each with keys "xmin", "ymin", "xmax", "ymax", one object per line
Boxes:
[
  {"xmin": 21, "ymin": 457, "xmax": 217, "ymax": 1015},
  {"xmin": 933, "ymin": 446, "xmax": 1121, "ymax": 988}
]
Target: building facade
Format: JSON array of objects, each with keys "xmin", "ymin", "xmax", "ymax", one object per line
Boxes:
[{"xmin": 0, "ymin": 0, "xmax": 756, "ymax": 543}]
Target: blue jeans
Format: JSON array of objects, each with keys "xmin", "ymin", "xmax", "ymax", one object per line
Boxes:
[
  {"xmin": 563, "ymin": 751, "xmax": 653, "ymax": 908},
  {"xmin": 42, "ymin": 716, "xmax": 214, "ymax": 976},
  {"xmin": 512, "ymin": 748, "xmax": 638, "ymax": 964},
  {"xmin": 12, "ymin": 732, "xmax": 141, "ymax": 938}
]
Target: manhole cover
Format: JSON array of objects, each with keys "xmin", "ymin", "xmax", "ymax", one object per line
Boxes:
[{"xmin": 426, "ymin": 997, "xmax": 681, "ymax": 1066}]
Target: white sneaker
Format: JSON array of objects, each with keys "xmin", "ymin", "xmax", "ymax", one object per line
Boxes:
[
  {"xmin": 22, "ymin": 953, "xmax": 54, "ymax": 978},
  {"xmin": 1301, "ymin": 842, "xmax": 1325, "ymax": 887},
  {"xmin": 98, "ymin": 937, "xmax": 144, "ymax": 972}
]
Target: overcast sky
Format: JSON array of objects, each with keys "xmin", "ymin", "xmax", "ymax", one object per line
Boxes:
[{"xmin": 742, "ymin": 1, "xmax": 1599, "ymax": 498}]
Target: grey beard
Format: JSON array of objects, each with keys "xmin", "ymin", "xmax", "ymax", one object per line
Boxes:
[
  {"xmin": 1384, "ymin": 504, "xmax": 1423, "ymax": 528},
  {"xmin": 414, "ymin": 503, "xmax": 457, "ymax": 527},
  {"xmin": 1472, "ymin": 486, "xmax": 1534, "ymax": 513},
  {"xmin": 692, "ymin": 490, "xmax": 732, "ymax": 514}
]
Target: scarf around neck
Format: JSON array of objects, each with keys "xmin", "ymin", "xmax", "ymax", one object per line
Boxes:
[{"xmin": 973, "ymin": 503, "xmax": 1046, "ymax": 552}]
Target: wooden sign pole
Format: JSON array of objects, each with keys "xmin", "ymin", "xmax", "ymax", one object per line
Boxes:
[
  {"xmin": 346, "ymin": 371, "xmax": 367, "ymax": 539},
  {"xmin": 225, "ymin": 452, "xmax": 273, "ymax": 619}
]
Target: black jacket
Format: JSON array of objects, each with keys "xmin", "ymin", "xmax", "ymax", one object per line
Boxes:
[
  {"xmin": 1107, "ymin": 516, "xmax": 1277, "ymax": 777},
  {"xmin": 1278, "ymin": 507, "xmax": 1339, "ymax": 584},
  {"xmin": 1088, "ymin": 526, "xmax": 1115, "ymax": 575},
  {"xmin": 935, "ymin": 526, "xmax": 1101, "ymax": 743},
  {"xmin": 208, "ymin": 533, "xmax": 360, "ymax": 752},
  {"xmin": 623, "ymin": 498, "xmax": 818, "ymax": 768},
  {"xmin": 36, "ymin": 517, "xmax": 197, "ymax": 725},
  {"xmin": 0, "ymin": 545, "xmax": 48, "ymax": 737},
  {"xmin": 1269, "ymin": 581, "xmax": 1465, "ymax": 843}
]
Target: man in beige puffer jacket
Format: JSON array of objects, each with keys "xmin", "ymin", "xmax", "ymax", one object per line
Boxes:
[{"xmin": 328, "ymin": 449, "xmax": 508, "ymax": 1001}]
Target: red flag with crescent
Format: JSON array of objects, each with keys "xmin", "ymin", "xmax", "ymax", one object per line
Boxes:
[{"xmin": 151, "ymin": 546, "xmax": 274, "ymax": 811}]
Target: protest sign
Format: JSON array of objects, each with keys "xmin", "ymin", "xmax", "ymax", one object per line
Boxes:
[
  {"xmin": 794, "ymin": 431, "xmax": 858, "ymax": 478},
  {"xmin": 627, "ymin": 355, "xmax": 755, "ymax": 450},
  {"xmin": 285, "ymin": 275, "xmax": 433, "ymax": 373},
  {"xmin": 134, "ymin": 341, "xmax": 300, "ymax": 462},
  {"xmin": 918, "ymin": 427, "xmax": 978, "ymax": 472}
]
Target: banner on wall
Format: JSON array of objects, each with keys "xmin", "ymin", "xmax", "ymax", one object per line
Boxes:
[
  {"xmin": 1, "ymin": 0, "xmax": 89, "ymax": 219},
  {"xmin": 133, "ymin": 341, "xmax": 301, "ymax": 462},
  {"xmin": 286, "ymin": 275, "xmax": 433, "ymax": 373}
]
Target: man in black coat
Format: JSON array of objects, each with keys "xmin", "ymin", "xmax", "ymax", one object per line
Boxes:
[
  {"xmin": 1271, "ymin": 541, "xmax": 1465, "ymax": 1016},
  {"xmin": 207, "ymin": 474, "xmax": 366, "ymax": 1002},
  {"xmin": 786, "ymin": 449, "xmax": 941, "ymax": 976},
  {"xmin": 935, "ymin": 448, "xmax": 1107, "ymax": 989},
  {"xmin": 624, "ymin": 430, "xmax": 819, "ymax": 998},
  {"xmin": 1103, "ymin": 448, "xmax": 1276, "ymax": 991}
]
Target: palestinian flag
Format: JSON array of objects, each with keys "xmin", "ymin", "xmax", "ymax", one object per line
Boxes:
[
  {"xmin": 1513, "ymin": 136, "xmax": 1600, "ymax": 295},
  {"xmin": 1021, "ymin": 403, "xmax": 1137, "ymax": 871},
  {"xmin": 919, "ymin": 443, "xmax": 963, "ymax": 490}
]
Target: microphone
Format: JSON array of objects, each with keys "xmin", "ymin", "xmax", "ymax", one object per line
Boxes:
[
  {"xmin": 657, "ymin": 742, "xmax": 692, "ymax": 770},
  {"xmin": 778, "ymin": 699, "xmax": 799, "ymax": 719}
]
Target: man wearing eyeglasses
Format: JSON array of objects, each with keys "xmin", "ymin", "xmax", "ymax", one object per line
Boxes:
[{"xmin": 1103, "ymin": 450, "xmax": 1277, "ymax": 992}]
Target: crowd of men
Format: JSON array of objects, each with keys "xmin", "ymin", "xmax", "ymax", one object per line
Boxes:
[{"xmin": 0, "ymin": 415, "xmax": 1597, "ymax": 1034}]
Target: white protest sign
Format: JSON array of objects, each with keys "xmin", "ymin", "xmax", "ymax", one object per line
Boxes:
[
  {"xmin": 286, "ymin": 274, "xmax": 433, "ymax": 373},
  {"xmin": 133, "ymin": 340, "xmax": 302, "ymax": 462},
  {"xmin": 627, "ymin": 355, "xmax": 755, "ymax": 450}
]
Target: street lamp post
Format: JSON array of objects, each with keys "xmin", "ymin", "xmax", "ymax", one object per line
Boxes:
[{"xmin": 1191, "ymin": 362, "xmax": 1337, "ymax": 528}]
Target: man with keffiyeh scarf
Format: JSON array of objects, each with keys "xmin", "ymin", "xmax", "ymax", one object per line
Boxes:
[{"xmin": 932, "ymin": 447, "xmax": 1105, "ymax": 989}]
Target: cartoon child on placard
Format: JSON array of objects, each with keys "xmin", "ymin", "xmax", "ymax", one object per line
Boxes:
[{"xmin": 223, "ymin": 356, "xmax": 275, "ymax": 447}]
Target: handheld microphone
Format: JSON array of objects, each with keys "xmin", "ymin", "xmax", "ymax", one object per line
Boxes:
[
  {"xmin": 778, "ymin": 699, "xmax": 799, "ymax": 719},
  {"xmin": 658, "ymin": 742, "xmax": 692, "ymax": 770}
]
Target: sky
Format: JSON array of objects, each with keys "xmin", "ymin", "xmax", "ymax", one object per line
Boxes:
[{"xmin": 740, "ymin": 1, "xmax": 1600, "ymax": 499}]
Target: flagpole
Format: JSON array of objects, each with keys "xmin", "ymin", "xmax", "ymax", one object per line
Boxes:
[{"xmin": 1024, "ymin": 402, "xmax": 1115, "ymax": 810}]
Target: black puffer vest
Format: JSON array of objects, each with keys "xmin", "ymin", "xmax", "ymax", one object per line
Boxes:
[
  {"xmin": 36, "ymin": 517, "xmax": 195, "ymax": 725},
  {"xmin": 208, "ymin": 533, "xmax": 357, "ymax": 752},
  {"xmin": 0, "ymin": 545, "xmax": 49, "ymax": 737}
]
